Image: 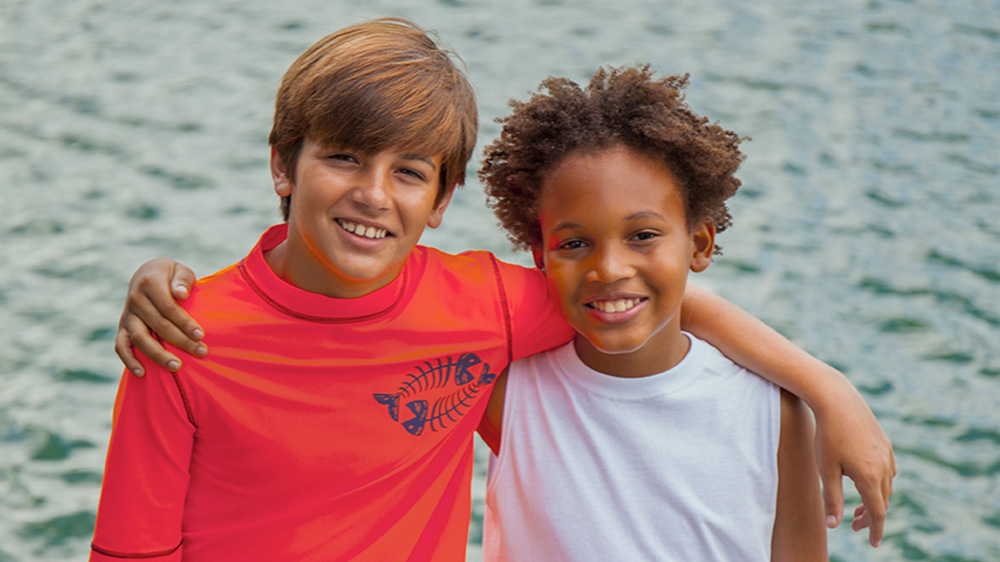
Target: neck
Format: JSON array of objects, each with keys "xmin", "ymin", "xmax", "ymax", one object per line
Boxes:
[
  {"xmin": 573, "ymin": 328, "xmax": 690, "ymax": 379},
  {"xmin": 264, "ymin": 239, "xmax": 397, "ymax": 299}
]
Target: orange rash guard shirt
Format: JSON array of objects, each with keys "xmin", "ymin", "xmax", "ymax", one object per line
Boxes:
[{"xmin": 90, "ymin": 224, "xmax": 572, "ymax": 562}]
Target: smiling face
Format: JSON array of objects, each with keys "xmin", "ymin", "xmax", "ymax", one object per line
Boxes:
[
  {"xmin": 537, "ymin": 146, "xmax": 715, "ymax": 377},
  {"xmin": 270, "ymin": 137, "xmax": 451, "ymax": 298}
]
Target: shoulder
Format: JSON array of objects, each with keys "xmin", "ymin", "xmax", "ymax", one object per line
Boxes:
[
  {"xmin": 420, "ymin": 247, "xmax": 495, "ymax": 278},
  {"xmin": 179, "ymin": 262, "xmax": 249, "ymax": 317},
  {"xmin": 690, "ymin": 336, "xmax": 780, "ymax": 404},
  {"xmin": 422, "ymin": 247, "xmax": 524, "ymax": 272},
  {"xmin": 508, "ymin": 344, "xmax": 562, "ymax": 376},
  {"xmin": 693, "ymin": 336, "xmax": 759, "ymax": 379},
  {"xmin": 420, "ymin": 247, "xmax": 545, "ymax": 292}
]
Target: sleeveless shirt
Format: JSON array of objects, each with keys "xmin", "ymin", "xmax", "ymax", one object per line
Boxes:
[{"xmin": 484, "ymin": 335, "xmax": 780, "ymax": 561}]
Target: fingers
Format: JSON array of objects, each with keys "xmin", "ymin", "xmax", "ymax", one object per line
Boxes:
[
  {"xmin": 154, "ymin": 298, "xmax": 206, "ymax": 354},
  {"xmin": 847, "ymin": 458, "xmax": 893, "ymax": 545},
  {"xmin": 120, "ymin": 300, "xmax": 183, "ymax": 371},
  {"xmin": 885, "ymin": 446, "xmax": 897, "ymax": 503},
  {"xmin": 116, "ymin": 258, "xmax": 207, "ymax": 374},
  {"xmin": 852, "ymin": 504, "xmax": 871, "ymax": 531},
  {"xmin": 853, "ymin": 474, "xmax": 888, "ymax": 547},
  {"xmin": 820, "ymin": 467, "xmax": 845, "ymax": 529},
  {"xmin": 170, "ymin": 262, "xmax": 197, "ymax": 301},
  {"xmin": 115, "ymin": 326, "xmax": 146, "ymax": 377},
  {"xmin": 128, "ymin": 262, "xmax": 206, "ymax": 356}
]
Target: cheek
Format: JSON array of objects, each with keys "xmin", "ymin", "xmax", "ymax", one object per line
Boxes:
[
  {"xmin": 404, "ymin": 192, "xmax": 441, "ymax": 223},
  {"xmin": 544, "ymin": 262, "xmax": 578, "ymax": 312}
]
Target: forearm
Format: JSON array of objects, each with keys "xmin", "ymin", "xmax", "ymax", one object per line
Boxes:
[
  {"xmin": 681, "ymin": 283, "xmax": 895, "ymax": 547},
  {"xmin": 679, "ymin": 283, "xmax": 851, "ymax": 413},
  {"xmin": 92, "ymin": 365, "xmax": 194, "ymax": 559}
]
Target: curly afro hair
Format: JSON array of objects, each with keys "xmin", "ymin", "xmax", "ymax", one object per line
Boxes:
[{"xmin": 480, "ymin": 65, "xmax": 747, "ymax": 254}]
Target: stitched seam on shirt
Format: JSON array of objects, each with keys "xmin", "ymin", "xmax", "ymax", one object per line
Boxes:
[
  {"xmin": 237, "ymin": 262, "xmax": 405, "ymax": 323},
  {"xmin": 168, "ymin": 371, "xmax": 197, "ymax": 428},
  {"xmin": 91, "ymin": 541, "xmax": 182, "ymax": 558},
  {"xmin": 488, "ymin": 254, "xmax": 514, "ymax": 365}
]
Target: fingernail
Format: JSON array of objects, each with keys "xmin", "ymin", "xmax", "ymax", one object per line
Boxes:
[
  {"xmin": 175, "ymin": 285, "xmax": 189, "ymax": 298},
  {"xmin": 192, "ymin": 329, "xmax": 204, "ymax": 340},
  {"xmin": 132, "ymin": 367, "xmax": 145, "ymax": 377},
  {"xmin": 827, "ymin": 515, "xmax": 838, "ymax": 528},
  {"xmin": 195, "ymin": 345, "xmax": 208, "ymax": 357},
  {"xmin": 167, "ymin": 360, "xmax": 181, "ymax": 371}
]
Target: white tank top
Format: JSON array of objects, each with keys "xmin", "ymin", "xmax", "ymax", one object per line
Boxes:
[{"xmin": 484, "ymin": 334, "xmax": 780, "ymax": 561}]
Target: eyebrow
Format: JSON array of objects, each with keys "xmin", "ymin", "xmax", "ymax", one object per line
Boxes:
[
  {"xmin": 623, "ymin": 211, "xmax": 667, "ymax": 222},
  {"xmin": 550, "ymin": 211, "xmax": 668, "ymax": 234},
  {"xmin": 399, "ymin": 154, "xmax": 438, "ymax": 170},
  {"xmin": 315, "ymin": 142, "xmax": 438, "ymax": 171},
  {"xmin": 549, "ymin": 221, "xmax": 583, "ymax": 235}
]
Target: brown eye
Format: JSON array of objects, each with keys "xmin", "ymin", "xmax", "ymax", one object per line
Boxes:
[
  {"xmin": 631, "ymin": 231, "xmax": 658, "ymax": 242},
  {"xmin": 559, "ymin": 240, "xmax": 587, "ymax": 250},
  {"xmin": 328, "ymin": 154, "xmax": 357, "ymax": 164},
  {"xmin": 398, "ymin": 168, "xmax": 426, "ymax": 181}
]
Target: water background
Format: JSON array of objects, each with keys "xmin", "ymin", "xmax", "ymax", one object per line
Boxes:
[{"xmin": 1, "ymin": 0, "xmax": 998, "ymax": 560}]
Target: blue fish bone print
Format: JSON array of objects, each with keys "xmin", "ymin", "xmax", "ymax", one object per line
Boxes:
[{"xmin": 373, "ymin": 352, "xmax": 498, "ymax": 436}]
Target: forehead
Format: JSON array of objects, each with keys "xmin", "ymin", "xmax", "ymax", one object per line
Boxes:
[
  {"xmin": 539, "ymin": 147, "xmax": 686, "ymax": 229},
  {"xmin": 306, "ymin": 137, "xmax": 442, "ymax": 163},
  {"xmin": 305, "ymin": 120, "xmax": 450, "ymax": 162}
]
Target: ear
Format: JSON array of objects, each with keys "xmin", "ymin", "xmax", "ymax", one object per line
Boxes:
[
  {"xmin": 271, "ymin": 146, "xmax": 293, "ymax": 197},
  {"xmin": 689, "ymin": 221, "xmax": 716, "ymax": 273},
  {"xmin": 531, "ymin": 245, "xmax": 545, "ymax": 271},
  {"xmin": 426, "ymin": 184, "xmax": 456, "ymax": 229}
]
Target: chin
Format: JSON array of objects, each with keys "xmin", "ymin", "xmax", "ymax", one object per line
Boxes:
[{"xmin": 582, "ymin": 335, "xmax": 647, "ymax": 356}]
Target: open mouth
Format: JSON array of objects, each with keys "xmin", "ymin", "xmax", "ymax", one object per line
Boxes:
[
  {"xmin": 337, "ymin": 219, "xmax": 388, "ymax": 240},
  {"xmin": 586, "ymin": 298, "xmax": 645, "ymax": 313}
]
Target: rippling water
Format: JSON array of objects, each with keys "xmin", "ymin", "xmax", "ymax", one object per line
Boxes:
[{"xmin": 1, "ymin": 1, "xmax": 998, "ymax": 560}]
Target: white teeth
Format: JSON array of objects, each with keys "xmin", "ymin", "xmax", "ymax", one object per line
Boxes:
[
  {"xmin": 592, "ymin": 299, "xmax": 641, "ymax": 313},
  {"xmin": 338, "ymin": 220, "xmax": 387, "ymax": 239}
]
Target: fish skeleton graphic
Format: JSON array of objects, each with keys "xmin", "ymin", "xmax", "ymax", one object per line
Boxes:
[{"xmin": 373, "ymin": 352, "xmax": 498, "ymax": 436}]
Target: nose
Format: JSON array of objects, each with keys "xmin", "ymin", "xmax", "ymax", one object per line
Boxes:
[
  {"xmin": 585, "ymin": 243, "xmax": 635, "ymax": 283},
  {"xmin": 352, "ymin": 167, "xmax": 391, "ymax": 213}
]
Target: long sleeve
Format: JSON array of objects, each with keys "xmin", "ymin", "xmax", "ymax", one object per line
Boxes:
[{"xmin": 90, "ymin": 362, "xmax": 196, "ymax": 561}]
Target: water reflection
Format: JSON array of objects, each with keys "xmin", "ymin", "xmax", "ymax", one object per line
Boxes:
[{"xmin": 1, "ymin": 1, "xmax": 998, "ymax": 560}]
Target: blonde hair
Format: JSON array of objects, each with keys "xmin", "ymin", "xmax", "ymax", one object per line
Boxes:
[{"xmin": 270, "ymin": 18, "xmax": 478, "ymax": 219}]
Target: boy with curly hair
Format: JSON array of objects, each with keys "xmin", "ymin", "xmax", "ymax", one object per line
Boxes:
[
  {"xmin": 478, "ymin": 67, "xmax": 834, "ymax": 560},
  {"xmin": 104, "ymin": 19, "xmax": 892, "ymax": 561}
]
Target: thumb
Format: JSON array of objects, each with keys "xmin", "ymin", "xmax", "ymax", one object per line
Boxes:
[
  {"xmin": 822, "ymin": 467, "xmax": 845, "ymax": 528},
  {"xmin": 170, "ymin": 263, "xmax": 197, "ymax": 300}
]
